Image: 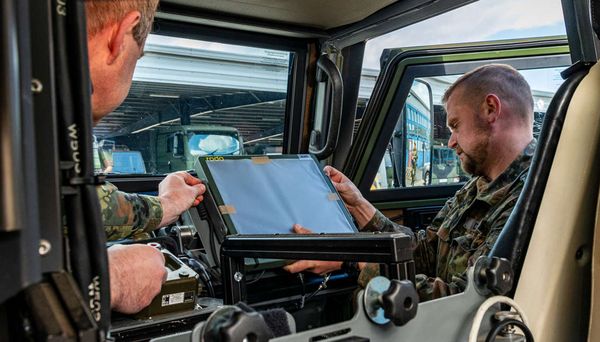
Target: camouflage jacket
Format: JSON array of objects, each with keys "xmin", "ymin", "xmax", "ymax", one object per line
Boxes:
[
  {"xmin": 97, "ymin": 182, "xmax": 163, "ymax": 241},
  {"xmin": 358, "ymin": 140, "xmax": 536, "ymax": 301}
]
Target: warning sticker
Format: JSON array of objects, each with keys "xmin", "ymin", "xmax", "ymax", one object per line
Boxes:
[
  {"xmin": 161, "ymin": 292, "xmax": 185, "ymax": 307},
  {"xmin": 251, "ymin": 156, "xmax": 271, "ymax": 164}
]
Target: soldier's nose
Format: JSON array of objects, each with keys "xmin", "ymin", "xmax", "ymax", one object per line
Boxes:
[{"xmin": 448, "ymin": 133, "xmax": 457, "ymax": 149}]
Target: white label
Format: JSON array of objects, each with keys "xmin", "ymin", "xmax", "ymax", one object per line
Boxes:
[{"xmin": 161, "ymin": 292, "xmax": 185, "ymax": 307}]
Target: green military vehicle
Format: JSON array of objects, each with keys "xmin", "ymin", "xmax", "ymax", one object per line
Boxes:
[
  {"xmin": 99, "ymin": 125, "xmax": 245, "ymax": 174},
  {"xmin": 154, "ymin": 125, "xmax": 244, "ymax": 173},
  {"xmin": 94, "ymin": 139, "xmax": 147, "ymax": 174}
]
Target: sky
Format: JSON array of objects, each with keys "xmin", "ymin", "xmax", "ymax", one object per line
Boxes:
[
  {"xmin": 144, "ymin": 0, "xmax": 568, "ymax": 97},
  {"xmin": 363, "ymin": 0, "xmax": 566, "ymax": 70},
  {"xmin": 147, "ymin": 0, "xmax": 566, "ymax": 71}
]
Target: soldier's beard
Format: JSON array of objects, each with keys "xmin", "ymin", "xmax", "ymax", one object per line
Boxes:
[
  {"xmin": 457, "ymin": 127, "xmax": 491, "ymax": 177},
  {"xmin": 459, "ymin": 144, "xmax": 488, "ymax": 177}
]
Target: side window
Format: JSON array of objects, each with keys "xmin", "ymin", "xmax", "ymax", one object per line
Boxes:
[
  {"xmin": 354, "ymin": 0, "xmax": 566, "ymax": 191},
  {"xmin": 93, "ymin": 34, "xmax": 292, "ymax": 175},
  {"xmin": 372, "ymin": 67, "xmax": 567, "ymax": 190}
]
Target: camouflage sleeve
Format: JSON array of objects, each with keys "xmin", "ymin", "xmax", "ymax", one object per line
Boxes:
[
  {"xmin": 96, "ymin": 182, "xmax": 163, "ymax": 241},
  {"xmin": 356, "ymin": 198, "xmax": 455, "ymax": 291},
  {"xmin": 357, "ymin": 263, "xmax": 380, "ymax": 289},
  {"xmin": 356, "ymin": 210, "xmax": 417, "ymax": 288},
  {"xmin": 415, "ymin": 196, "xmax": 518, "ymax": 302},
  {"xmin": 428, "ymin": 195, "xmax": 456, "ymax": 233},
  {"xmin": 412, "ymin": 196, "xmax": 454, "ymax": 277},
  {"xmin": 415, "ymin": 275, "xmax": 461, "ymax": 301},
  {"xmin": 362, "ymin": 210, "xmax": 415, "ymax": 240}
]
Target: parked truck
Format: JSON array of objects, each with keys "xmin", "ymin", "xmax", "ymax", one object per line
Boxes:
[{"xmin": 154, "ymin": 125, "xmax": 244, "ymax": 173}]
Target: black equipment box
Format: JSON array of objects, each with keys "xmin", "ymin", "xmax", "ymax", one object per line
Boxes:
[{"xmin": 135, "ymin": 248, "xmax": 200, "ymax": 319}]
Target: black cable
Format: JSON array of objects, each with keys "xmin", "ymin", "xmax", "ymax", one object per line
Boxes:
[
  {"xmin": 297, "ymin": 273, "xmax": 306, "ymax": 309},
  {"xmin": 296, "ymin": 273, "xmax": 331, "ymax": 310},
  {"xmin": 54, "ymin": 0, "xmax": 89, "ymax": 286},
  {"xmin": 304, "ymin": 273, "xmax": 331, "ymax": 302},
  {"xmin": 53, "ymin": 0, "xmax": 110, "ymax": 333},
  {"xmin": 75, "ymin": 0, "xmax": 110, "ymax": 329},
  {"xmin": 207, "ymin": 263, "xmax": 222, "ymax": 284},
  {"xmin": 246, "ymin": 270, "xmax": 266, "ymax": 285},
  {"xmin": 184, "ymin": 257, "xmax": 216, "ymax": 298},
  {"xmin": 198, "ymin": 202, "xmax": 221, "ymax": 269},
  {"xmin": 209, "ymin": 220, "xmax": 221, "ymax": 268},
  {"xmin": 485, "ymin": 318, "xmax": 534, "ymax": 342}
]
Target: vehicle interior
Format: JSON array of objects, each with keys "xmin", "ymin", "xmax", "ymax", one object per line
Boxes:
[{"xmin": 2, "ymin": 0, "xmax": 600, "ymax": 341}]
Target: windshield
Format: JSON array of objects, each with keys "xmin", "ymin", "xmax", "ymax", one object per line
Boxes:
[
  {"xmin": 111, "ymin": 151, "xmax": 147, "ymax": 174},
  {"xmin": 93, "ymin": 34, "xmax": 291, "ymax": 176},
  {"xmin": 188, "ymin": 133, "xmax": 241, "ymax": 156}
]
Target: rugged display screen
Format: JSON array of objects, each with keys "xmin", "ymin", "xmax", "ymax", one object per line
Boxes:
[{"xmin": 196, "ymin": 155, "xmax": 357, "ymax": 235}]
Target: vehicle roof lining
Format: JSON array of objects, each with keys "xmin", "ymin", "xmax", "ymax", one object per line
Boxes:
[
  {"xmin": 157, "ymin": 0, "xmax": 478, "ymax": 47},
  {"xmin": 160, "ymin": 0, "xmax": 398, "ymax": 30}
]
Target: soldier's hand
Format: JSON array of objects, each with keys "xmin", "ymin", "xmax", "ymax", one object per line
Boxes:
[
  {"xmin": 323, "ymin": 166, "xmax": 375, "ymax": 228},
  {"xmin": 108, "ymin": 244, "xmax": 167, "ymax": 314},
  {"xmin": 158, "ymin": 171, "xmax": 206, "ymax": 226},
  {"xmin": 283, "ymin": 224, "xmax": 343, "ymax": 275}
]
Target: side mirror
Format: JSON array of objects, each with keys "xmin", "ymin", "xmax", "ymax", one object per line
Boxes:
[
  {"xmin": 403, "ymin": 80, "xmax": 433, "ymax": 186},
  {"xmin": 371, "ymin": 79, "xmax": 435, "ymax": 190},
  {"xmin": 394, "ymin": 80, "xmax": 433, "ymax": 187}
]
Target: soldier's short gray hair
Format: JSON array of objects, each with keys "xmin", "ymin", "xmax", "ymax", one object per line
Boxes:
[
  {"xmin": 442, "ymin": 64, "xmax": 534, "ymax": 120},
  {"xmin": 85, "ymin": 0, "xmax": 159, "ymax": 47}
]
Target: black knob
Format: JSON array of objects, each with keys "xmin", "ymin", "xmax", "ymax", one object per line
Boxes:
[
  {"xmin": 380, "ymin": 280, "xmax": 419, "ymax": 326},
  {"xmin": 484, "ymin": 257, "xmax": 513, "ymax": 295},
  {"xmin": 218, "ymin": 310, "xmax": 273, "ymax": 342},
  {"xmin": 201, "ymin": 306, "xmax": 274, "ymax": 342}
]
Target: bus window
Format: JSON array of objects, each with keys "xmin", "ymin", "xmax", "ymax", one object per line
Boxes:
[{"xmin": 371, "ymin": 66, "xmax": 567, "ymax": 190}]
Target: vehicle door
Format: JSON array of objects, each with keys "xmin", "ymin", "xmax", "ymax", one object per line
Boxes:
[{"xmin": 344, "ymin": 38, "xmax": 571, "ymax": 232}]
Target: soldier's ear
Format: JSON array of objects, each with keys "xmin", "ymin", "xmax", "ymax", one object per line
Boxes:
[
  {"xmin": 483, "ymin": 94, "xmax": 501, "ymax": 124},
  {"xmin": 106, "ymin": 11, "xmax": 141, "ymax": 65}
]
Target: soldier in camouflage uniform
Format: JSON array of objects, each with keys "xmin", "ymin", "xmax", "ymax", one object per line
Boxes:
[
  {"xmin": 85, "ymin": 0, "xmax": 205, "ymax": 314},
  {"xmin": 86, "ymin": 0, "xmax": 205, "ymax": 243},
  {"xmin": 97, "ymin": 170, "xmax": 204, "ymax": 241},
  {"xmin": 358, "ymin": 140, "xmax": 535, "ymax": 300},
  {"xmin": 98, "ymin": 183, "xmax": 162, "ymax": 240},
  {"xmin": 285, "ymin": 64, "xmax": 536, "ymax": 302}
]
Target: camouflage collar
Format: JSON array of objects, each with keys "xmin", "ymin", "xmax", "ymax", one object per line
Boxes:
[{"xmin": 474, "ymin": 139, "xmax": 537, "ymax": 206}]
